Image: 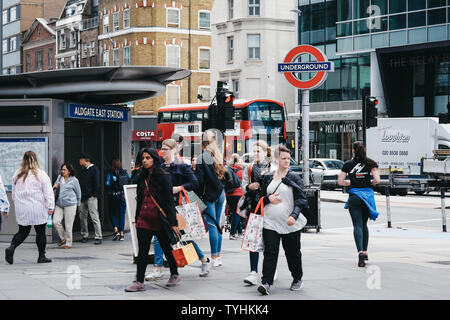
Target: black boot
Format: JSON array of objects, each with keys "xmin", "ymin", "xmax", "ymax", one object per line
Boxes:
[
  {"xmin": 5, "ymin": 245, "xmax": 15, "ymax": 264},
  {"xmin": 37, "ymin": 252, "xmax": 52, "ymax": 264}
]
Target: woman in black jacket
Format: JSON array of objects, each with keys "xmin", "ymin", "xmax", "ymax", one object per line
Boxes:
[
  {"xmin": 125, "ymin": 148, "xmax": 180, "ymax": 292},
  {"xmin": 257, "ymin": 146, "xmax": 309, "ymax": 296}
]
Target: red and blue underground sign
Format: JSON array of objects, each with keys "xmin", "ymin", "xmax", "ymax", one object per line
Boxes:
[{"xmin": 278, "ymin": 45, "xmax": 334, "ymax": 90}]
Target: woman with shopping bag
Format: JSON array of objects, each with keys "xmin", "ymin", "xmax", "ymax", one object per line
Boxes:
[
  {"xmin": 125, "ymin": 148, "xmax": 180, "ymax": 292},
  {"xmin": 145, "ymin": 139, "xmax": 211, "ymax": 281},
  {"xmin": 256, "ymin": 146, "xmax": 309, "ymax": 296}
]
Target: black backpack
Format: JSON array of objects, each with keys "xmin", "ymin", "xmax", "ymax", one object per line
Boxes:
[
  {"xmin": 224, "ymin": 167, "xmax": 242, "ymax": 193},
  {"xmin": 115, "ymin": 169, "xmax": 130, "ymax": 190}
]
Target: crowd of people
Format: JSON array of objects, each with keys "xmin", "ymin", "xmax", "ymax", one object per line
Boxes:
[{"xmin": 0, "ymin": 131, "xmax": 380, "ymax": 296}]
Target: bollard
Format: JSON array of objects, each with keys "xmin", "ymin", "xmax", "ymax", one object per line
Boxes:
[
  {"xmin": 386, "ymin": 186, "xmax": 392, "ymax": 228},
  {"xmin": 441, "ymin": 188, "xmax": 447, "ymax": 233}
]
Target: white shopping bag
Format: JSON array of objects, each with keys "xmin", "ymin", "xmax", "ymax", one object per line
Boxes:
[
  {"xmin": 176, "ymin": 187, "xmax": 208, "ymax": 241},
  {"xmin": 241, "ymin": 198, "xmax": 265, "ymax": 252}
]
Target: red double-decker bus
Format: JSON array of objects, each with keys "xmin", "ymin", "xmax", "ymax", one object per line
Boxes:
[{"xmin": 156, "ymin": 99, "xmax": 287, "ymax": 159}]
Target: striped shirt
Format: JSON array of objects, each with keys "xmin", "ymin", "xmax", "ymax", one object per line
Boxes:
[
  {"xmin": 0, "ymin": 174, "xmax": 10, "ymax": 212},
  {"xmin": 12, "ymin": 169, "xmax": 54, "ymax": 226}
]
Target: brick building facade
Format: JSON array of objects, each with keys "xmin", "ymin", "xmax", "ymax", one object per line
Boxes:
[
  {"xmin": 98, "ymin": 0, "xmax": 213, "ymax": 114},
  {"xmin": 22, "ymin": 18, "xmax": 56, "ymax": 72}
]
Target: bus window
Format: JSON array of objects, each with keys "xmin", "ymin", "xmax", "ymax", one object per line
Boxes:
[
  {"xmin": 203, "ymin": 110, "xmax": 208, "ymax": 119},
  {"xmin": 172, "ymin": 111, "xmax": 183, "ymax": 122},
  {"xmin": 271, "ymin": 107, "xmax": 283, "ymax": 121},
  {"xmin": 183, "ymin": 111, "xmax": 191, "ymax": 122},
  {"xmin": 160, "ymin": 112, "xmax": 172, "ymax": 123},
  {"xmin": 192, "ymin": 111, "xmax": 203, "ymax": 121}
]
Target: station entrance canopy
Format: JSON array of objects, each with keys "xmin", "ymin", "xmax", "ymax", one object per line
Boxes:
[{"xmin": 0, "ymin": 66, "xmax": 191, "ymax": 104}]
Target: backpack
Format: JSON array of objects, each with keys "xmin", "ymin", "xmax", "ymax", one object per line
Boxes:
[
  {"xmin": 115, "ymin": 169, "xmax": 130, "ymax": 190},
  {"xmin": 225, "ymin": 166, "xmax": 242, "ymax": 193}
]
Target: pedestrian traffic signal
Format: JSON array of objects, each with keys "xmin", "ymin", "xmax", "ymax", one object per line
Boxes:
[{"xmin": 365, "ymin": 96, "xmax": 378, "ymax": 128}]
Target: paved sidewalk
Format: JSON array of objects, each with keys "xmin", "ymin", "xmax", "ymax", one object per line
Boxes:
[{"xmin": 1, "ymin": 219, "xmax": 449, "ymax": 300}]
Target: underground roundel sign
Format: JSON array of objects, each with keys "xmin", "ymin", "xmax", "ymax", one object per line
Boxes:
[{"xmin": 278, "ymin": 45, "xmax": 334, "ymax": 90}]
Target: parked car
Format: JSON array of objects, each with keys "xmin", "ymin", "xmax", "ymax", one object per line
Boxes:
[{"xmin": 306, "ymin": 158, "xmax": 344, "ymax": 190}]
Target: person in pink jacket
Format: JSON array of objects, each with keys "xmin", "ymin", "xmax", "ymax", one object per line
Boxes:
[{"xmin": 5, "ymin": 150, "xmax": 54, "ymax": 264}]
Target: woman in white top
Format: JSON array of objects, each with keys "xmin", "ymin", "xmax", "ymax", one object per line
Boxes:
[
  {"xmin": 256, "ymin": 146, "xmax": 309, "ymax": 296},
  {"xmin": 0, "ymin": 174, "xmax": 10, "ymax": 231},
  {"xmin": 5, "ymin": 151, "xmax": 54, "ymax": 264}
]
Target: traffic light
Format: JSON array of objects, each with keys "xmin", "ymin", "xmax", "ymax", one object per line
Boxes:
[
  {"xmin": 365, "ymin": 96, "xmax": 378, "ymax": 128},
  {"xmin": 213, "ymin": 81, "xmax": 235, "ymax": 132}
]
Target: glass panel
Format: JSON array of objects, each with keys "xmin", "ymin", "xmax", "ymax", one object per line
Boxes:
[
  {"xmin": 428, "ymin": 25, "xmax": 447, "ymax": 41},
  {"xmin": 428, "ymin": 9, "xmax": 446, "ymax": 25},
  {"xmin": 372, "ymin": 32, "xmax": 388, "ymax": 48},
  {"xmin": 337, "ymin": 37, "xmax": 353, "ymax": 51},
  {"xmin": 299, "ymin": 4, "xmax": 311, "ymax": 44},
  {"xmin": 359, "ymin": 55, "xmax": 370, "ymax": 99},
  {"xmin": 192, "ymin": 111, "xmax": 203, "ymax": 121},
  {"xmin": 389, "ymin": 0, "xmax": 406, "ymax": 13},
  {"xmin": 371, "ymin": 0, "xmax": 387, "ymax": 15},
  {"xmin": 161, "ymin": 112, "xmax": 172, "ymax": 123},
  {"xmin": 389, "ymin": 14, "xmax": 406, "ymax": 30},
  {"xmin": 354, "ymin": 19, "xmax": 370, "ymax": 35},
  {"xmin": 341, "ymin": 57, "xmax": 358, "ymax": 100},
  {"xmin": 337, "ymin": 22, "xmax": 352, "ymax": 37},
  {"xmin": 325, "ymin": 59, "xmax": 341, "ymax": 101},
  {"xmin": 408, "ymin": 11, "xmax": 426, "ymax": 28},
  {"xmin": 408, "ymin": 28, "xmax": 426, "ymax": 43},
  {"xmin": 389, "ymin": 30, "xmax": 407, "ymax": 45},
  {"xmin": 326, "ymin": 43, "xmax": 337, "ymax": 59},
  {"xmin": 354, "ymin": 35, "xmax": 370, "ymax": 50},
  {"xmin": 354, "ymin": 0, "xmax": 370, "ymax": 19},
  {"xmin": 326, "ymin": 0, "xmax": 337, "ymax": 41},
  {"xmin": 435, "ymin": 96, "xmax": 449, "ymax": 115},
  {"xmin": 435, "ymin": 62, "xmax": 449, "ymax": 96},
  {"xmin": 408, "ymin": 0, "xmax": 426, "ymax": 11},
  {"xmin": 370, "ymin": 16, "xmax": 388, "ymax": 32},
  {"xmin": 311, "ymin": 2, "xmax": 325, "ymax": 44},
  {"xmin": 337, "ymin": 0, "xmax": 352, "ymax": 21},
  {"xmin": 428, "ymin": 0, "xmax": 446, "ymax": 8},
  {"xmin": 171, "ymin": 111, "xmax": 183, "ymax": 122}
]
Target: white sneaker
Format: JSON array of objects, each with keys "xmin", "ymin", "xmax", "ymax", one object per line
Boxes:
[
  {"xmin": 199, "ymin": 259, "xmax": 211, "ymax": 277},
  {"xmin": 145, "ymin": 269, "xmax": 164, "ymax": 281},
  {"xmin": 213, "ymin": 257, "xmax": 222, "ymax": 267},
  {"xmin": 243, "ymin": 271, "xmax": 258, "ymax": 285}
]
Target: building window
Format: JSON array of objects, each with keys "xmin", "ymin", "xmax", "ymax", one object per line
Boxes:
[
  {"xmin": 103, "ymin": 50, "xmax": 109, "ymax": 66},
  {"xmin": 166, "ymin": 85, "xmax": 180, "ymax": 105},
  {"xmin": 82, "ymin": 43, "xmax": 88, "ymax": 58},
  {"xmin": 199, "ymin": 48, "xmax": 210, "ymax": 70},
  {"xmin": 3, "ymin": 10, "xmax": 8, "ymax": 24},
  {"xmin": 70, "ymin": 57, "xmax": 76, "ymax": 68},
  {"xmin": 9, "ymin": 36, "xmax": 17, "ymax": 52},
  {"xmin": 198, "ymin": 86, "xmax": 210, "ymax": 101},
  {"xmin": 60, "ymin": 33, "xmax": 66, "ymax": 49},
  {"xmin": 229, "ymin": 0, "xmax": 234, "ymax": 19},
  {"xmin": 123, "ymin": 9, "xmax": 130, "ymax": 29},
  {"xmin": 123, "ymin": 46, "xmax": 130, "ymax": 66},
  {"xmin": 113, "ymin": 12, "xmax": 119, "ymax": 31},
  {"xmin": 167, "ymin": 9, "xmax": 180, "ymax": 28},
  {"xmin": 227, "ymin": 36, "xmax": 234, "ymax": 62},
  {"xmin": 247, "ymin": 34, "xmax": 260, "ymax": 59},
  {"xmin": 113, "ymin": 48, "xmax": 119, "ymax": 66},
  {"xmin": 9, "ymin": 6, "xmax": 16, "ymax": 22},
  {"xmin": 70, "ymin": 31, "xmax": 77, "ymax": 48},
  {"xmin": 25, "ymin": 53, "xmax": 31, "ymax": 72},
  {"xmin": 167, "ymin": 45, "xmax": 180, "ymax": 68},
  {"xmin": 2, "ymin": 39, "xmax": 7, "ymax": 53},
  {"xmin": 35, "ymin": 50, "xmax": 43, "ymax": 71},
  {"xmin": 248, "ymin": 0, "xmax": 260, "ymax": 16},
  {"xmin": 103, "ymin": 14, "xmax": 109, "ymax": 33},
  {"xmin": 90, "ymin": 41, "xmax": 96, "ymax": 56},
  {"xmin": 199, "ymin": 11, "xmax": 210, "ymax": 29},
  {"xmin": 48, "ymin": 48, "xmax": 53, "ymax": 69},
  {"xmin": 232, "ymin": 79, "xmax": 239, "ymax": 99}
]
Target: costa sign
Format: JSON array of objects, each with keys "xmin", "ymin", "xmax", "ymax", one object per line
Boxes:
[
  {"xmin": 278, "ymin": 45, "xmax": 334, "ymax": 90},
  {"xmin": 132, "ymin": 130, "xmax": 156, "ymax": 141}
]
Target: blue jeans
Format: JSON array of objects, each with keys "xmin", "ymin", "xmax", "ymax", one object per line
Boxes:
[
  {"xmin": 205, "ymin": 190, "xmax": 226, "ymax": 256},
  {"xmin": 108, "ymin": 194, "xmax": 126, "ymax": 232},
  {"xmin": 348, "ymin": 194, "xmax": 370, "ymax": 252},
  {"xmin": 153, "ymin": 236, "xmax": 205, "ymax": 267},
  {"xmin": 227, "ymin": 195, "xmax": 243, "ymax": 236}
]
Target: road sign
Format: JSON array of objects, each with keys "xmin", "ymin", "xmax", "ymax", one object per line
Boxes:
[{"xmin": 278, "ymin": 45, "xmax": 334, "ymax": 90}]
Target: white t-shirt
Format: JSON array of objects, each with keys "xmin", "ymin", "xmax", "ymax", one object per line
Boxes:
[{"xmin": 263, "ymin": 178, "xmax": 306, "ymax": 234}]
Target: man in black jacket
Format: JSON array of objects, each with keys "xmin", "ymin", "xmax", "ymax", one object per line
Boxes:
[{"xmin": 79, "ymin": 153, "xmax": 102, "ymax": 245}]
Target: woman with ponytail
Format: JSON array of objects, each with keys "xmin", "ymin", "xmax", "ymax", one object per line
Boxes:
[
  {"xmin": 338, "ymin": 141, "xmax": 380, "ymax": 267},
  {"xmin": 195, "ymin": 130, "xmax": 227, "ymax": 267}
]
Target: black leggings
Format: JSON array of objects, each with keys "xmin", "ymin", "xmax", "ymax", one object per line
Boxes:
[
  {"xmin": 136, "ymin": 228, "xmax": 178, "ymax": 283},
  {"xmin": 11, "ymin": 224, "xmax": 47, "ymax": 253}
]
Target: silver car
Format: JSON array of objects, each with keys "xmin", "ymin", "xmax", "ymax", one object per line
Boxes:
[{"xmin": 308, "ymin": 158, "xmax": 344, "ymax": 190}]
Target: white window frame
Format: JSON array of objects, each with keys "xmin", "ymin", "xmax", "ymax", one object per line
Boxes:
[
  {"xmin": 166, "ymin": 45, "xmax": 180, "ymax": 68},
  {"xmin": 103, "ymin": 50, "xmax": 109, "ymax": 66},
  {"xmin": 103, "ymin": 14, "xmax": 109, "ymax": 33},
  {"xmin": 166, "ymin": 84, "xmax": 181, "ymax": 105},
  {"xmin": 123, "ymin": 8, "xmax": 130, "ymax": 29},
  {"xmin": 3, "ymin": 10, "xmax": 8, "ymax": 24},
  {"xmin": 198, "ymin": 86, "xmax": 211, "ymax": 102},
  {"xmin": 198, "ymin": 10, "xmax": 211, "ymax": 30},
  {"xmin": 10, "ymin": 6, "xmax": 16, "ymax": 22},
  {"xmin": 248, "ymin": 0, "xmax": 260, "ymax": 17},
  {"xmin": 232, "ymin": 79, "xmax": 239, "ymax": 99},
  {"xmin": 123, "ymin": 46, "xmax": 130, "ymax": 66},
  {"xmin": 198, "ymin": 47, "xmax": 211, "ymax": 70},
  {"xmin": 113, "ymin": 47, "xmax": 120, "ymax": 66},
  {"xmin": 113, "ymin": 12, "xmax": 119, "ymax": 31},
  {"xmin": 82, "ymin": 43, "xmax": 87, "ymax": 58},
  {"xmin": 60, "ymin": 33, "xmax": 66, "ymax": 49},
  {"xmin": 227, "ymin": 36, "xmax": 234, "ymax": 62},
  {"xmin": 35, "ymin": 49, "xmax": 43, "ymax": 71},
  {"xmin": 2, "ymin": 39, "xmax": 8, "ymax": 53},
  {"xmin": 90, "ymin": 41, "xmax": 96, "ymax": 56},
  {"xmin": 48, "ymin": 48, "xmax": 53, "ymax": 69},
  {"xmin": 9, "ymin": 36, "xmax": 16, "ymax": 52},
  {"xmin": 247, "ymin": 34, "xmax": 260, "ymax": 59},
  {"xmin": 70, "ymin": 31, "xmax": 77, "ymax": 48},
  {"xmin": 167, "ymin": 8, "xmax": 180, "ymax": 28}
]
